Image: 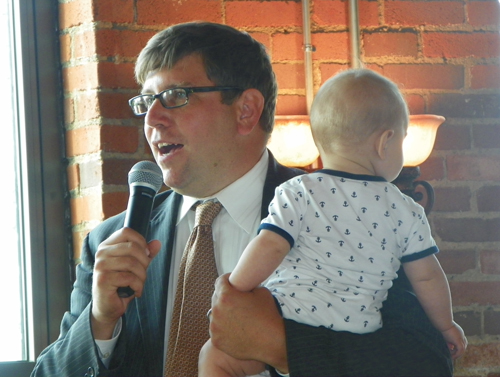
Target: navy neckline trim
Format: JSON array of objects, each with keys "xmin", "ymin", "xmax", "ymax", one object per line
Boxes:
[{"xmin": 315, "ymin": 169, "xmax": 387, "ymax": 182}]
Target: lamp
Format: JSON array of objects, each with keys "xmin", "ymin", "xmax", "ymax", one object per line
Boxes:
[
  {"xmin": 392, "ymin": 114, "xmax": 445, "ymax": 214},
  {"xmin": 267, "ymin": 115, "xmax": 320, "ymax": 167}
]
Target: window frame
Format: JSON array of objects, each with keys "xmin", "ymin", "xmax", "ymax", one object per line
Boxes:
[{"xmin": 0, "ymin": 0, "xmax": 71, "ymax": 375}]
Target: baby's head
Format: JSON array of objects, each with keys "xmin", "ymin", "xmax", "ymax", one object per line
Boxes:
[{"xmin": 310, "ymin": 69, "xmax": 409, "ymax": 181}]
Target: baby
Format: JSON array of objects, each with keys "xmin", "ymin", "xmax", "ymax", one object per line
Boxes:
[{"xmin": 199, "ymin": 68, "xmax": 467, "ymax": 377}]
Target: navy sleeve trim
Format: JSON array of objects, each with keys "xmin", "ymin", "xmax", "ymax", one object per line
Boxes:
[
  {"xmin": 401, "ymin": 245, "xmax": 439, "ymax": 263},
  {"xmin": 258, "ymin": 223, "xmax": 295, "ymax": 248}
]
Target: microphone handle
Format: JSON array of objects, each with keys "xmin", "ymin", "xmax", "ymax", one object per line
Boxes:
[{"xmin": 117, "ymin": 187, "xmax": 156, "ymax": 298}]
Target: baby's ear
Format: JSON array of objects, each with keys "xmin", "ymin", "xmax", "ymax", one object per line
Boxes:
[
  {"xmin": 236, "ymin": 88, "xmax": 264, "ymax": 136},
  {"xmin": 376, "ymin": 129, "xmax": 395, "ymax": 159}
]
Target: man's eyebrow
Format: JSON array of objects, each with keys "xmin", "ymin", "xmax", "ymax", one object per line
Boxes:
[{"xmin": 140, "ymin": 82, "xmax": 192, "ymax": 95}]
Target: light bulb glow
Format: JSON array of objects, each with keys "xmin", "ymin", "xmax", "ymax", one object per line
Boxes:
[
  {"xmin": 403, "ymin": 115, "xmax": 445, "ymax": 167},
  {"xmin": 267, "ymin": 115, "xmax": 319, "ymax": 167}
]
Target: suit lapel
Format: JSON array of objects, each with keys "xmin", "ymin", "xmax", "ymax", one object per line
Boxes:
[
  {"xmin": 135, "ymin": 190, "xmax": 182, "ymax": 376},
  {"xmin": 261, "ymin": 151, "xmax": 304, "ymax": 219}
]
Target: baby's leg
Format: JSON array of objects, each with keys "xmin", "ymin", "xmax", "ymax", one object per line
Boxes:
[{"xmin": 199, "ymin": 339, "xmax": 266, "ymax": 377}]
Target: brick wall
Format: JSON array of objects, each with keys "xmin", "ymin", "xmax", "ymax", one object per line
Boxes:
[{"xmin": 59, "ymin": 0, "xmax": 500, "ymax": 375}]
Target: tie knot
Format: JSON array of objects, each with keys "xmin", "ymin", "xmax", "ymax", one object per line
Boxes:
[{"xmin": 195, "ymin": 200, "xmax": 223, "ymax": 226}]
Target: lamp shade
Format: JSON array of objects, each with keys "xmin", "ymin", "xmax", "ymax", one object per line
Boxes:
[
  {"xmin": 267, "ymin": 115, "xmax": 320, "ymax": 167},
  {"xmin": 403, "ymin": 115, "xmax": 445, "ymax": 167}
]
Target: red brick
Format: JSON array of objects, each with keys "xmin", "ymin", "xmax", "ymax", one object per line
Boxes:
[
  {"xmin": 73, "ymin": 30, "xmax": 97, "ymax": 59},
  {"xmin": 433, "ymin": 187, "xmax": 472, "ymax": 212},
  {"xmin": 101, "ymin": 125, "xmax": 139, "ymax": 153},
  {"xmin": 455, "ymin": 343, "xmax": 500, "ymax": 369},
  {"xmin": 98, "ymin": 92, "xmax": 136, "ymax": 119},
  {"xmin": 67, "ymin": 163, "xmax": 81, "ymax": 192},
  {"xmin": 450, "ymin": 281, "xmax": 500, "ymax": 305},
  {"xmin": 312, "ymin": 32, "xmax": 350, "ymax": 60},
  {"xmin": 423, "ymin": 32, "xmax": 500, "ymax": 59},
  {"xmin": 226, "ymin": 1, "xmax": 302, "ymax": 28},
  {"xmin": 418, "ymin": 156, "xmax": 445, "ymax": 181},
  {"xmin": 447, "ymin": 155, "xmax": 500, "ymax": 181},
  {"xmin": 471, "ymin": 65, "xmax": 500, "ymax": 90},
  {"xmin": 70, "ymin": 194, "xmax": 104, "ymax": 225},
  {"xmin": 66, "ymin": 126, "xmax": 101, "ymax": 157},
  {"xmin": 98, "ymin": 62, "xmax": 137, "ymax": 89},
  {"xmin": 63, "ymin": 63, "xmax": 99, "ymax": 92},
  {"xmin": 59, "ymin": 0, "xmax": 93, "ymax": 30},
  {"xmin": 273, "ymin": 63, "xmax": 306, "ymax": 91},
  {"xmin": 312, "ymin": 0, "xmax": 348, "ymax": 26},
  {"xmin": 75, "ymin": 92, "xmax": 100, "ymax": 121},
  {"xmin": 249, "ymin": 32, "xmax": 272, "ymax": 57},
  {"xmin": 355, "ymin": 0, "xmax": 380, "ymax": 27},
  {"xmin": 64, "ymin": 97, "xmax": 75, "ymax": 125},
  {"xmin": 434, "ymin": 217, "xmax": 500, "ymax": 242},
  {"xmin": 434, "ymin": 124, "xmax": 471, "ymax": 151},
  {"xmin": 313, "ymin": 0, "xmax": 379, "ymax": 27},
  {"xmin": 453, "ymin": 311, "xmax": 481, "ymax": 336},
  {"xmin": 102, "ymin": 192, "xmax": 129, "ymax": 219},
  {"xmin": 477, "ymin": 185, "xmax": 500, "ymax": 212},
  {"xmin": 382, "ymin": 64, "xmax": 464, "ymax": 90},
  {"xmin": 437, "ymin": 249, "xmax": 476, "ymax": 274},
  {"xmin": 137, "ymin": 0, "xmax": 222, "ymax": 25},
  {"xmin": 468, "ymin": 1, "xmax": 500, "ymax": 27},
  {"xmin": 405, "ymin": 94, "xmax": 426, "ymax": 115},
  {"xmin": 95, "ymin": 29, "xmax": 156, "ymax": 58},
  {"xmin": 480, "ymin": 250, "xmax": 500, "ymax": 274},
  {"xmin": 473, "ymin": 124, "xmax": 500, "ymax": 149},
  {"xmin": 484, "ymin": 309, "xmax": 500, "ymax": 335},
  {"xmin": 429, "ymin": 93, "xmax": 500, "ymax": 119},
  {"xmin": 364, "ymin": 32, "xmax": 418, "ymax": 58},
  {"xmin": 276, "ymin": 95, "xmax": 307, "ymax": 116},
  {"xmin": 72, "ymin": 229, "xmax": 89, "ymax": 262},
  {"xmin": 60, "ymin": 34, "xmax": 71, "ymax": 63},
  {"xmin": 272, "ymin": 33, "xmax": 304, "ymax": 61},
  {"xmin": 385, "ymin": 1, "xmax": 465, "ymax": 26},
  {"xmin": 102, "ymin": 159, "xmax": 138, "ymax": 185},
  {"xmin": 94, "ymin": 0, "xmax": 134, "ymax": 23},
  {"xmin": 79, "ymin": 159, "xmax": 103, "ymax": 189},
  {"xmin": 319, "ymin": 63, "xmax": 348, "ymax": 85}
]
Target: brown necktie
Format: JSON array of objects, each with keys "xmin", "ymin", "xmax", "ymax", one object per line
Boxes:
[{"xmin": 165, "ymin": 200, "xmax": 223, "ymax": 377}]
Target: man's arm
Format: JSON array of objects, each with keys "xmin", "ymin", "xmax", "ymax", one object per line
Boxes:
[
  {"xmin": 31, "ymin": 220, "xmax": 161, "ymax": 377},
  {"xmin": 210, "ymin": 274, "xmax": 289, "ymax": 373}
]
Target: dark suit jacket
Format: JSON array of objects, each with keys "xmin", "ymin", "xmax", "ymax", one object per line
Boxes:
[{"xmin": 31, "ymin": 154, "xmax": 452, "ymax": 377}]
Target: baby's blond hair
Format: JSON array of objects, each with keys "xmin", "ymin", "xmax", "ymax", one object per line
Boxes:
[{"xmin": 310, "ymin": 69, "xmax": 408, "ymax": 153}]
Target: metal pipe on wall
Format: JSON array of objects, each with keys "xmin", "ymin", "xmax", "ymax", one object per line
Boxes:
[
  {"xmin": 302, "ymin": 0, "xmax": 314, "ymax": 114},
  {"xmin": 349, "ymin": 0, "xmax": 361, "ymax": 68},
  {"xmin": 301, "ymin": 0, "xmax": 361, "ymax": 112}
]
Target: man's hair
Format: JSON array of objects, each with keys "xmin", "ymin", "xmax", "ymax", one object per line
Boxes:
[
  {"xmin": 135, "ymin": 22, "xmax": 277, "ymax": 133},
  {"xmin": 310, "ymin": 69, "xmax": 409, "ymax": 151}
]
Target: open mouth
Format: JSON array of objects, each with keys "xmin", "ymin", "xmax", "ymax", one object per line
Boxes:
[{"xmin": 158, "ymin": 143, "xmax": 183, "ymax": 155}]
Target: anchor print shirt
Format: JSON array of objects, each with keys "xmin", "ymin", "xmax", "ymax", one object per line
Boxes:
[{"xmin": 261, "ymin": 169, "xmax": 438, "ymax": 334}]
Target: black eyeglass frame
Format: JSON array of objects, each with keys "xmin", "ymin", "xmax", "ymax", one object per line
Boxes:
[{"xmin": 128, "ymin": 86, "xmax": 243, "ymax": 115}]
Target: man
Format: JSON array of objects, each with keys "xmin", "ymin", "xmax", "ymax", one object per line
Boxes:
[{"xmin": 32, "ymin": 22, "xmax": 452, "ymax": 377}]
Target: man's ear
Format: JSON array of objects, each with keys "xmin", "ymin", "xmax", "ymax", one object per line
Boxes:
[
  {"xmin": 236, "ymin": 89, "xmax": 264, "ymax": 136},
  {"xmin": 376, "ymin": 129, "xmax": 395, "ymax": 160}
]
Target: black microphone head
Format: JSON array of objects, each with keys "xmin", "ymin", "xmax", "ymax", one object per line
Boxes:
[{"xmin": 128, "ymin": 160, "xmax": 163, "ymax": 193}]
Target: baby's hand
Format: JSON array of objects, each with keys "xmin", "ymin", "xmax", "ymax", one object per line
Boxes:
[{"xmin": 441, "ymin": 321, "xmax": 467, "ymax": 360}]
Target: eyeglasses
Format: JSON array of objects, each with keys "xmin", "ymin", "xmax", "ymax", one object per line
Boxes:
[{"xmin": 128, "ymin": 86, "xmax": 242, "ymax": 115}]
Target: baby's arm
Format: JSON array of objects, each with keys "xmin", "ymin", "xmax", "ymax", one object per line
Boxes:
[
  {"xmin": 403, "ymin": 255, "xmax": 467, "ymax": 359},
  {"xmin": 229, "ymin": 230, "xmax": 290, "ymax": 292}
]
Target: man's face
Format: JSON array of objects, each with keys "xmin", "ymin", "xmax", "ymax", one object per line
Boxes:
[{"xmin": 142, "ymin": 54, "xmax": 241, "ymax": 197}]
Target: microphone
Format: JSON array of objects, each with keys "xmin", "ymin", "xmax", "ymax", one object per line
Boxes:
[{"xmin": 117, "ymin": 160, "xmax": 163, "ymax": 298}]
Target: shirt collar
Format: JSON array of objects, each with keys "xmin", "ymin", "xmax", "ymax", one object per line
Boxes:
[{"xmin": 178, "ymin": 150, "xmax": 269, "ymax": 233}]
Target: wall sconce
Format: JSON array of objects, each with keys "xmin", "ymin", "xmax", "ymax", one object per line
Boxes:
[
  {"xmin": 267, "ymin": 115, "xmax": 319, "ymax": 168},
  {"xmin": 392, "ymin": 114, "xmax": 445, "ymax": 214}
]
